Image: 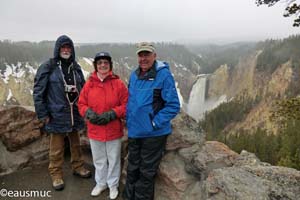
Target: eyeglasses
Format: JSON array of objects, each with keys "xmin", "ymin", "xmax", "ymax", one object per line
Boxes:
[{"xmin": 96, "ymin": 60, "xmax": 110, "ymax": 65}]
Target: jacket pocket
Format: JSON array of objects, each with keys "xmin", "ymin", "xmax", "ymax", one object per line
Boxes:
[
  {"xmin": 47, "ymin": 104, "xmax": 68, "ymax": 126},
  {"xmin": 132, "ymin": 111, "xmax": 153, "ymax": 135}
]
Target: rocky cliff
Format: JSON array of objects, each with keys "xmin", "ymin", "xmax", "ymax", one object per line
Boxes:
[
  {"xmin": 205, "ymin": 50, "xmax": 297, "ymax": 134},
  {"xmin": 1, "ymin": 106, "xmax": 299, "ymax": 199}
]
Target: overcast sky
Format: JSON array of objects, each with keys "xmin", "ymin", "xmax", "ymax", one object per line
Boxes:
[{"xmin": 0, "ymin": 0, "xmax": 299, "ymax": 44}]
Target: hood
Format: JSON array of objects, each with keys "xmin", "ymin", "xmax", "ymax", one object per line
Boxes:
[
  {"xmin": 89, "ymin": 71, "xmax": 120, "ymax": 83},
  {"xmin": 53, "ymin": 35, "xmax": 75, "ymax": 61},
  {"xmin": 155, "ymin": 60, "xmax": 169, "ymax": 71}
]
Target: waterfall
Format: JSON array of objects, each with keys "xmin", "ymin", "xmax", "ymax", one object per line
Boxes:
[
  {"xmin": 186, "ymin": 74, "xmax": 227, "ymax": 121},
  {"xmin": 187, "ymin": 75, "xmax": 207, "ymax": 120},
  {"xmin": 175, "ymin": 82, "xmax": 184, "ymax": 108}
]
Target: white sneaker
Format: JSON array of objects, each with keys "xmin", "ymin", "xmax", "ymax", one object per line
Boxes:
[
  {"xmin": 109, "ymin": 187, "xmax": 119, "ymax": 199},
  {"xmin": 91, "ymin": 184, "xmax": 107, "ymax": 196}
]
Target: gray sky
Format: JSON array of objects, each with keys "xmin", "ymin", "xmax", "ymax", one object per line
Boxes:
[{"xmin": 0, "ymin": 0, "xmax": 299, "ymax": 43}]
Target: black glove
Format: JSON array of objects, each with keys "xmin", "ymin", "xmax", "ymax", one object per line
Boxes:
[
  {"xmin": 85, "ymin": 108, "xmax": 98, "ymax": 121},
  {"xmin": 90, "ymin": 110, "xmax": 117, "ymax": 125}
]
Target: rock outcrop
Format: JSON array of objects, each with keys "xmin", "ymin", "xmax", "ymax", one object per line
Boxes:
[
  {"xmin": 201, "ymin": 151, "xmax": 300, "ymax": 200},
  {"xmin": 153, "ymin": 111, "xmax": 300, "ymax": 199},
  {"xmin": 0, "ymin": 106, "xmax": 49, "ymax": 175}
]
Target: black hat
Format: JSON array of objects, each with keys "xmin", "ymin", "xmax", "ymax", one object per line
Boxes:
[
  {"xmin": 93, "ymin": 51, "xmax": 113, "ymax": 71},
  {"xmin": 94, "ymin": 52, "xmax": 112, "ymax": 62}
]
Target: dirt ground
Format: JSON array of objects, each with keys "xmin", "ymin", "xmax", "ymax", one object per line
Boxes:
[{"xmin": 0, "ymin": 152, "xmax": 124, "ymax": 200}]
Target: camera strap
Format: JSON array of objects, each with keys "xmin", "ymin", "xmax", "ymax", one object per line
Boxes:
[
  {"xmin": 58, "ymin": 61, "xmax": 79, "ymax": 126},
  {"xmin": 58, "ymin": 61, "xmax": 77, "ymax": 89}
]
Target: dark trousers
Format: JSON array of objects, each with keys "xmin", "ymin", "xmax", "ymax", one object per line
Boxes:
[{"xmin": 123, "ymin": 135, "xmax": 168, "ymax": 200}]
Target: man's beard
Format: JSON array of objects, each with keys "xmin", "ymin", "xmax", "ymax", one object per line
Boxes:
[{"xmin": 60, "ymin": 52, "xmax": 71, "ymax": 59}]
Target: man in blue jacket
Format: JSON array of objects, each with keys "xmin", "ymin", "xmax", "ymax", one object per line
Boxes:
[
  {"xmin": 123, "ymin": 42, "xmax": 180, "ymax": 200},
  {"xmin": 33, "ymin": 35, "xmax": 91, "ymax": 191}
]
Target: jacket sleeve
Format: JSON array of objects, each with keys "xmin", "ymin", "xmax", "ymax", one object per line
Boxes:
[
  {"xmin": 78, "ymin": 81, "xmax": 90, "ymax": 117},
  {"xmin": 152, "ymin": 70, "xmax": 180, "ymax": 129},
  {"xmin": 112, "ymin": 80, "xmax": 128, "ymax": 118},
  {"xmin": 74, "ymin": 62, "xmax": 86, "ymax": 89},
  {"xmin": 77, "ymin": 67, "xmax": 86, "ymax": 88},
  {"xmin": 33, "ymin": 62, "xmax": 51, "ymax": 120}
]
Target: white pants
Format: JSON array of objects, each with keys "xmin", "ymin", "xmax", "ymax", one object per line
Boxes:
[{"xmin": 90, "ymin": 138, "xmax": 122, "ymax": 188}]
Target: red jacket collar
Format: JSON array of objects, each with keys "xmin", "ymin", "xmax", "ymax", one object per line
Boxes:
[{"xmin": 89, "ymin": 71, "xmax": 119, "ymax": 82}]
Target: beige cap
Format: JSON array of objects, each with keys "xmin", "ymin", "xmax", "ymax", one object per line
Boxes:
[{"xmin": 136, "ymin": 42, "xmax": 155, "ymax": 54}]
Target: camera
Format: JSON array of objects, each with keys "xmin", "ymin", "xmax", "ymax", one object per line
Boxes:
[{"xmin": 65, "ymin": 85, "xmax": 77, "ymax": 93}]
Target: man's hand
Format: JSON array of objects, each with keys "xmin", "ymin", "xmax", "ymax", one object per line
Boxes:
[{"xmin": 39, "ymin": 117, "xmax": 50, "ymax": 128}]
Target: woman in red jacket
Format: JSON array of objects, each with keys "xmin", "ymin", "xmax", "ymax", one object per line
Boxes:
[{"xmin": 78, "ymin": 52, "xmax": 128, "ymax": 199}]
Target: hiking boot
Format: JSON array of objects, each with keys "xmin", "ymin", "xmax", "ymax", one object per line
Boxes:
[
  {"xmin": 109, "ymin": 186, "xmax": 119, "ymax": 199},
  {"xmin": 90, "ymin": 184, "xmax": 107, "ymax": 196},
  {"xmin": 73, "ymin": 167, "xmax": 91, "ymax": 178},
  {"xmin": 52, "ymin": 179, "xmax": 64, "ymax": 191}
]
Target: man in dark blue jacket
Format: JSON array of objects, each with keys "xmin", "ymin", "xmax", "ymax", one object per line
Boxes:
[
  {"xmin": 33, "ymin": 35, "xmax": 91, "ymax": 191},
  {"xmin": 123, "ymin": 42, "xmax": 180, "ymax": 200}
]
